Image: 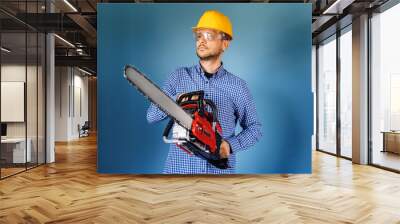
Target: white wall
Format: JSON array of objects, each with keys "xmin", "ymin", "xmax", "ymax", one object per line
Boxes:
[
  {"xmin": 71, "ymin": 73, "xmax": 89, "ymax": 138},
  {"xmin": 55, "ymin": 66, "xmax": 69, "ymax": 141},
  {"xmin": 55, "ymin": 66, "xmax": 89, "ymax": 141}
]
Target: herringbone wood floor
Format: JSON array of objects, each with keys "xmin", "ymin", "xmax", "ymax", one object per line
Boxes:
[{"xmin": 1, "ymin": 134, "xmax": 400, "ymax": 224}]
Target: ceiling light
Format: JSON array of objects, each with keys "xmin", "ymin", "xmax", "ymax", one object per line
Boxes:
[
  {"xmin": 1, "ymin": 47, "xmax": 11, "ymax": 53},
  {"xmin": 323, "ymin": 0, "xmax": 355, "ymax": 15},
  {"xmin": 54, "ymin": 34, "xmax": 75, "ymax": 48},
  {"xmin": 63, "ymin": 0, "xmax": 78, "ymax": 12},
  {"xmin": 323, "ymin": 0, "xmax": 341, "ymax": 14},
  {"xmin": 78, "ymin": 67, "xmax": 93, "ymax": 76}
]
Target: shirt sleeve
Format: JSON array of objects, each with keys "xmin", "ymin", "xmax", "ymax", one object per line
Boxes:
[
  {"xmin": 225, "ymin": 81, "xmax": 263, "ymax": 154},
  {"xmin": 146, "ymin": 70, "xmax": 179, "ymax": 124}
]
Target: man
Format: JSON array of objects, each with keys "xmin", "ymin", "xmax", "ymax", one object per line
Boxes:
[{"xmin": 147, "ymin": 10, "xmax": 262, "ymax": 174}]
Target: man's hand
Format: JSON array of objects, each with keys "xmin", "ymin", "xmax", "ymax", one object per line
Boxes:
[
  {"xmin": 176, "ymin": 93, "xmax": 183, "ymax": 101},
  {"xmin": 219, "ymin": 140, "xmax": 231, "ymax": 158}
]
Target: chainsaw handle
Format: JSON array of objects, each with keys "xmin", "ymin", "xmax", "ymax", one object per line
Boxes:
[
  {"xmin": 162, "ymin": 119, "xmax": 175, "ymax": 140},
  {"xmin": 204, "ymin": 99, "xmax": 218, "ymax": 123},
  {"xmin": 214, "ymin": 132, "xmax": 230, "ymax": 169},
  {"xmin": 162, "ymin": 119, "xmax": 189, "ymax": 144}
]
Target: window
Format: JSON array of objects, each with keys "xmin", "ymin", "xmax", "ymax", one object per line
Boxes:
[
  {"xmin": 317, "ymin": 35, "xmax": 337, "ymax": 154},
  {"xmin": 339, "ymin": 27, "xmax": 352, "ymax": 158},
  {"xmin": 371, "ymin": 2, "xmax": 400, "ymax": 171}
]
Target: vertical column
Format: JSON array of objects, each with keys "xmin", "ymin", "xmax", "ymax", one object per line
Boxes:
[
  {"xmin": 46, "ymin": 1, "xmax": 55, "ymax": 163},
  {"xmin": 337, "ymin": 30, "xmax": 341, "ymax": 156},
  {"xmin": 352, "ymin": 14, "xmax": 369, "ymax": 164},
  {"xmin": 312, "ymin": 45, "xmax": 317, "ymax": 150}
]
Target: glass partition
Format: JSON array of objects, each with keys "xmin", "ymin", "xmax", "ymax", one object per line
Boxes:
[{"xmin": 0, "ymin": 1, "xmax": 46, "ymax": 179}]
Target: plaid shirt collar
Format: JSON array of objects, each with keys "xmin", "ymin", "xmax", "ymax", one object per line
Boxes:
[{"xmin": 195, "ymin": 61, "xmax": 226, "ymax": 81}]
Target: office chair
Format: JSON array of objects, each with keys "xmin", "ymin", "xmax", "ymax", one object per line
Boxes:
[{"xmin": 78, "ymin": 121, "xmax": 90, "ymax": 138}]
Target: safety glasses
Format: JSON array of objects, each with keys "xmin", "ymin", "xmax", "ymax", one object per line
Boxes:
[{"xmin": 193, "ymin": 31, "xmax": 224, "ymax": 42}]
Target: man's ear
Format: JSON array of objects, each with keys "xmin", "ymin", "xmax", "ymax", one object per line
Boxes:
[{"xmin": 222, "ymin": 40, "xmax": 230, "ymax": 51}]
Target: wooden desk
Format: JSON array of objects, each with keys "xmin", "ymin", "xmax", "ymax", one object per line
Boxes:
[
  {"xmin": 1, "ymin": 138, "xmax": 32, "ymax": 163},
  {"xmin": 381, "ymin": 131, "xmax": 400, "ymax": 154}
]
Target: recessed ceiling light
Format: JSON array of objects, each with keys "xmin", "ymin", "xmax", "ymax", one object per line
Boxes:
[
  {"xmin": 323, "ymin": 0, "xmax": 354, "ymax": 15},
  {"xmin": 54, "ymin": 34, "xmax": 75, "ymax": 48},
  {"xmin": 1, "ymin": 47, "xmax": 11, "ymax": 53},
  {"xmin": 63, "ymin": 0, "xmax": 78, "ymax": 12},
  {"xmin": 78, "ymin": 67, "xmax": 93, "ymax": 76}
]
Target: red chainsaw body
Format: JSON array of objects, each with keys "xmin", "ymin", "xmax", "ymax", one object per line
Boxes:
[
  {"xmin": 191, "ymin": 112, "xmax": 217, "ymax": 153},
  {"xmin": 162, "ymin": 91, "xmax": 228, "ymax": 169}
]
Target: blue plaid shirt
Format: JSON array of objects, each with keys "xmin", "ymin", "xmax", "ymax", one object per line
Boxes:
[{"xmin": 147, "ymin": 63, "xmax": 262, "ymax": 174}]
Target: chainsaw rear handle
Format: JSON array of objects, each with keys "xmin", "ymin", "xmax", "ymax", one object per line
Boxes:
[
  {"xmin": 162, "ymin": 119, "xmax": 175, "ymax": 141},
  {"xmin": 162, "ymin": 119, "xmax": 190, "ymax": 144}
]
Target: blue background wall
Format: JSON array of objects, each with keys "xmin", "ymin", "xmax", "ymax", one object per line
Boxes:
[{"xmin": 98, "ymin": 3, "xmax": 312, "ymax": 174}]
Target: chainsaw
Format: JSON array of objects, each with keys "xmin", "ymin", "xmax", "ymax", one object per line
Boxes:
[{"xmin": 124, "ymin": 65, "xmax": 229, "ymax": 169}]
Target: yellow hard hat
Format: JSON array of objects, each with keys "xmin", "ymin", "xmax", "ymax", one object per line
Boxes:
[{"xmin": 192, "ymin": 10, "xmax": 233, "ymax": 40}]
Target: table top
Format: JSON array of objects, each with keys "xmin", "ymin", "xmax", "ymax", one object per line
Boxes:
[
  {"xmin": 1, "ymin": 138, "xmax": 29, "ymax": 143},
  {"xmin": 381, "ymin": 131, "xmax": 400, "ymax": 134}
]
